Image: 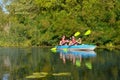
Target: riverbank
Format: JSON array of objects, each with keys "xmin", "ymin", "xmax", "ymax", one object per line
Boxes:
[
  {"xmin": 0, "ymin": 41, "xmax": 120, "ymax": 50},
  {"xmin": 96, "ymin": 45, "xmax": 120, "ymax": 50}
]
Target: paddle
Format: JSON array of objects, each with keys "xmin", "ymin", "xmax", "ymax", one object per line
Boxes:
[
  {"xmin": 51, "ymin": 32, "xmax": 80, "ymax": 51},
  {"xmin": 51, "ymin": 30, "xmax": 91, "ymax": 52},
  {"xmin": 74, "ymin": 31, "xmax": 80, "ymax": 37},
  {"xmin": 75, "ymin": 59, "xmax": 81, "ymax": 67},
  {"xmin": 84, "ymin": 29, "xmax": 91, "ymax": 36},
  {"xmin": 69, "ymin": 30, "xmax": 88, "ymax": 45},
  {"xmin": 74, "ymin": 29, "xmax": 91, "ymax": 37},
  {"xmin": 85, "ymin": 61, "xmax": 92, "ymax": 69},
  {"xmin": 51, "ymin": 47, "xmax": 57, "ymax": 53},
  {"xmin": 51, "ymin": 47, "xmax": 68, "ymax": 53}
]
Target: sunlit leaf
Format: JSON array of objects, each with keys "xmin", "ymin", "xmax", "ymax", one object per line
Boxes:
[
  {"xmin": 26, "ymin": 72, "xmax": 71, "ymax": 78},
  {"xmin": 52, "ymin": 72, "xmax": 71, "ymax": 76},
  {"xmin": 26, "ymin": 75, "xmax": 46, "ymax": 78},
  {"xmin": 33, "ymin": 72, "xmax": 48, "ymax": 75}
]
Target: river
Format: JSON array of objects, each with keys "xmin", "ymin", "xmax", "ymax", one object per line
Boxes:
[{"xmin": 0, "ymin": 47, "xmax": 119, "ymax": 80}]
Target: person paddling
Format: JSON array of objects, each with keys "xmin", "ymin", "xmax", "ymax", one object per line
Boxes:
[
  {"xmin": 69, "ymin": 36, "xmax": 77, "ymax": 45},
  {"xmin": 59, "ymin": 35, "xmax": 69, "ymax": 45}
]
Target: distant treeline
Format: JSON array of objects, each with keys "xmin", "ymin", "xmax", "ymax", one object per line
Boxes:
[{"xmin": 0, "ymin": 0, "xmax": 119, "ymax": 48}]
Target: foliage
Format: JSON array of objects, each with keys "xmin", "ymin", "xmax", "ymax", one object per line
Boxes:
[{"xmin": 0, "ymin": 0, "xmax": 119, "ymax": 47}]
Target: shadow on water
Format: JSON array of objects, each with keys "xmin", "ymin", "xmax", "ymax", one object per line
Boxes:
[{"xmin": 0, "ymin": 47, "xmax": 120, "ymax": 80}]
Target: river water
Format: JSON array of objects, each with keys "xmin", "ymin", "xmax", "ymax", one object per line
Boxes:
[{"xmin": 0, "ymin": 47, "xmax": 120, "ymax": 80}]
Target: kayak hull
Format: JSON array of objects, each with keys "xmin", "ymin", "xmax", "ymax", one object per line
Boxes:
[{"xmin": 56, "ymin": 44, "xmax": 96, "ymax": 51}]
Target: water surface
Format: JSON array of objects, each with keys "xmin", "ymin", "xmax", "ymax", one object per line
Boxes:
[{"xmin": 0, "ymin": 47, "xmax": 120, "ymax": 80}]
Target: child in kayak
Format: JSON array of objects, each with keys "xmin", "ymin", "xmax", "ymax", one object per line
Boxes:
[{"xmin": 59, "ymin": 35, "xmax": 69, "ymax": 45}]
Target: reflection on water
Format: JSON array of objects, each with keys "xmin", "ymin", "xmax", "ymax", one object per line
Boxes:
[
  {"xmin": 3, "ymin": 56, "xmax": 11, "ymax": 69},
  {"xmin": 58, "ymin": 50, "xmax": 96, "ymax": 69},
  {"xmin": 0, "ymin": 47, "xmax": 120, "ymax": 80},
  {"xmin": 2, "ymin": 73, "xmax": 10, "ymax": 80},
  {"xmin": 2, "ymin": 56, "xmax": 11, "ymax": 80}
]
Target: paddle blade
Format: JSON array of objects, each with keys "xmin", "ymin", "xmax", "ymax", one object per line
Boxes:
[
  {"xmin": 74, "ymin": 32, "xmax": 80, "ymax": 37},
  {"xmin": 63, "ymin": 48, "xmax": 68, "ymax": 52},
  {"xmin": 85, "ymin": 62, "xmax": 92, "ymax": 69},
  {"xmin": 84, "ymin": 30, "xmax": 91, "ymax": 35},
  {"xmin": 75, "ymin": 59, "xmax": 81, "ymax": 67},
  {"xmin": 51, "ymin": 47, "xmax": 57, "ymax": 53}
]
